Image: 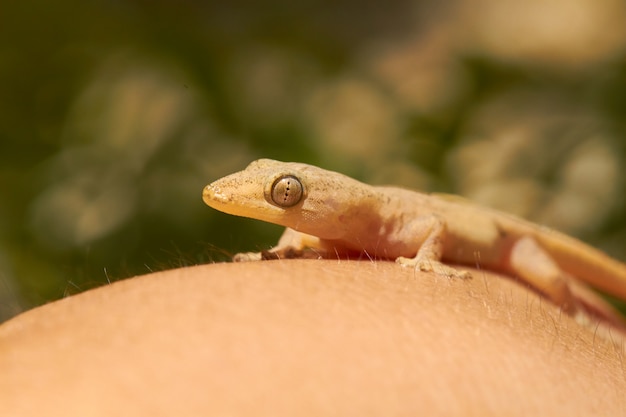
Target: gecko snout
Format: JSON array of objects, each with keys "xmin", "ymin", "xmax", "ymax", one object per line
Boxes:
[{"xmin": 202, "ymin": 183, "xmax": 227, "ymax": 207}]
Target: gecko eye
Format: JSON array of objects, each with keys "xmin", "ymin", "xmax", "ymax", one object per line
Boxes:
[{"xmin": 268, "ymin": 175, "xmax": 303, "ymax": 208}]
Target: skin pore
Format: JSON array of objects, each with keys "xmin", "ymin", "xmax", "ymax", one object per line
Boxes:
[{"xmin": 0, "ymin": 259, "xmax": 625, "ymax": 416}]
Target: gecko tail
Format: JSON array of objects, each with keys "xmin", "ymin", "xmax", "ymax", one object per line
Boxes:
[{"xmin": 534, "ymin": 230, "xmax": 626, "ymax": 302}]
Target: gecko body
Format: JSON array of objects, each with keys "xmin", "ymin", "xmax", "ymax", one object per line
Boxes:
[{"xmin": 203, "ymin": 159, "xmax": 626, "ymax": 326}]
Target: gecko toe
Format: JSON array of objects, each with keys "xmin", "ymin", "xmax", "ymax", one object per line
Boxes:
[
  {"xmin": 233, "ymin": 252, "xmax": 263, "ymax": 262},
  {"xmin": 396, "ymin": 256, "xmax": 472, "ymax": 279}
]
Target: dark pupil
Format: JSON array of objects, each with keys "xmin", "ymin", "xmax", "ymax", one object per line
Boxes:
[{"xmin": 283, "ymin": 181, "xmax": 290, "ymax": 200}]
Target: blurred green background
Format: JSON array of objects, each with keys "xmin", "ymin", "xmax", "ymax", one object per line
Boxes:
[{"xmin": 1, "ymin": 0, "xmax": 625, "ymax": 321}]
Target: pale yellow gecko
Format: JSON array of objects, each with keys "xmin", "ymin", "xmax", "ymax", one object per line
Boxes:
[{"xmin": 203, "ymin": 159, "xmax": 626, "ymax": 327}]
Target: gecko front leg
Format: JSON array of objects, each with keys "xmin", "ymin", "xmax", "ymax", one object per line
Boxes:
[
  {"xmin": 395, "ymin": 215, "xmax": 471, "ymax": 280},
  {"xmin": 233, "ymin": 228, "xmax": 327, "ymax": 262}
]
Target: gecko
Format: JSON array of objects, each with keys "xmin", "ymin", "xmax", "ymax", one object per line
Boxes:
[{"xmin": 203, "ymin": 158, "xmax": 626, "ymax": 327}]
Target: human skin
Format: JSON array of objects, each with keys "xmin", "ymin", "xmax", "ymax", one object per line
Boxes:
[{"xmin": 0, "ymin": 260, "xmax": 624, "ymax": 416}]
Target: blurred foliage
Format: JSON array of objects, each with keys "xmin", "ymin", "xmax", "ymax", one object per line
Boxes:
[{"xmin": 1, "ymin": 0, "xmax": 625, "ymax": 320}]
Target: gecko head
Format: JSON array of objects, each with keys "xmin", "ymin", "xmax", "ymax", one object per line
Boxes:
[{"xmin": 203, "ymin": 159, "xmax": 370, "ymax": 239}]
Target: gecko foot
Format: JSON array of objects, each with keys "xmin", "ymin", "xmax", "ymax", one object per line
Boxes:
[
  {"xmin": 233, "ymin": 247, "xmax": 318, "ymax": 262},
  {"xmin": 233, "ymin": 252, "xmax": 264, "ymax": 262},
  {"xmin": 261, "ymin": 248, "xmax": 308, "ymax": 260},
  {"xmin": 395, "ymin": 256, "xmax": 472, "ymax": 280},
  {"xmin": 232, "ymin": 250, "xmax": 292, "ymax": 262}
]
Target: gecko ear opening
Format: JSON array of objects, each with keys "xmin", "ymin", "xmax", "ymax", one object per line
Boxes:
[{"xmin": 265, "ymin": 174, "xmax": 304, "ymax": 208}]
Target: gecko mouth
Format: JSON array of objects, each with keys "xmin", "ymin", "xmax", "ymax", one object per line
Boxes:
[
  {"xmin": 202, "ymin": 176, "xmax": 291, "ymax": 224},
  {"xmin": 203, "ymin": 181, "xmax": 274, "ymax": 220}
]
